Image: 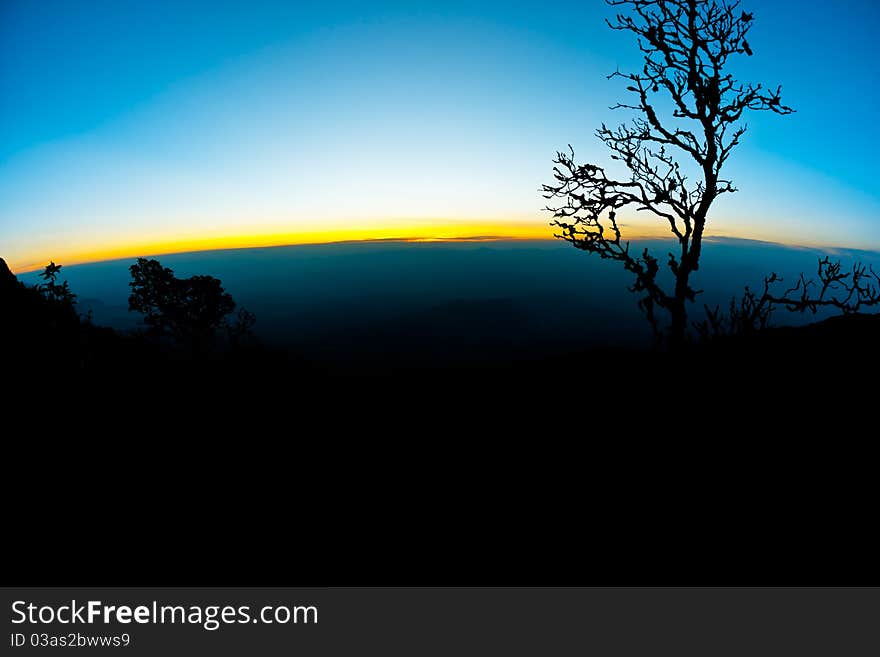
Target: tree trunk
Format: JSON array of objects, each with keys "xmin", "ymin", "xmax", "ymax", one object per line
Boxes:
[
  {"xmin": 668, "ymin": 302, "xmax": 687, "ymax": 349},
  {"xmin": 669, "ymin": 267, "xmax": 693, "ymax": 349}
]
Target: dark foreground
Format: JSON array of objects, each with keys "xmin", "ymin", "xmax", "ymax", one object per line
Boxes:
[{"xmin": 3, "ymin": 252, "xmax": 877, "ymax": 586}]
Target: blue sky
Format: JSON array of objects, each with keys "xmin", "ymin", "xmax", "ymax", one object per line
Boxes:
[{"xmin": 1, "ymin": 0, "xmax": 878, "ymax": 270}]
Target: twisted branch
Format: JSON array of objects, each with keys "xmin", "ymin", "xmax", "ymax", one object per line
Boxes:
[{"xmin": 696, "ymin": 257, "xmax": 880, "ymax": 339}]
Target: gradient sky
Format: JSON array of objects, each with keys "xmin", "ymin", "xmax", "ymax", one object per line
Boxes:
[{"xmin": 1, "ymin": 0, "xmax": 878, "ymax": 271}]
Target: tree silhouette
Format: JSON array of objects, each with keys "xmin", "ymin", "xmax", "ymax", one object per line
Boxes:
[
  {"xmin": 766, "ymin": 258, "xmax": 880, "ymax": 315},
  {"xmin": 128, "ymin": 257, "xmax": 241, "ymax": 354},
  {"xmin": 2, "ymin": 255, "xmax": 265, "ymax": 371},
  {"xmin": 543, "ymin": 0, "xmax": 793, "ymax": 347},
  {"xmin": 697, "ymin": 257, "xmax": 880, "ymax": 338},
  {"xmin": 38, "ymin": 261, "xmax": 76, "ymax": 306}
]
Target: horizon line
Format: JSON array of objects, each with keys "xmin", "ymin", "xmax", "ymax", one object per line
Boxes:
[
  {"xmin": 9, "ymin": 234, "xmax": 545, "ymax": 274},
  {"xmin": 8, "ymin": 231, "xmax": 879, "ymax": 275}
]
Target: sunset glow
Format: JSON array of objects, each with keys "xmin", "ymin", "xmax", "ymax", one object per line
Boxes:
[
  {"xmin": 7, "ymin": 220, "xmax": 554, "ymax": 273},
  {"xmin": 2, "ymin": 1, "xmax": 878, "ymax": 274}
]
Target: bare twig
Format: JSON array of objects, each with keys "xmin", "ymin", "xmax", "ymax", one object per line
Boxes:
[{"xmin": 694, "ymin": 257, "xmax": 880, "ymax": 339}]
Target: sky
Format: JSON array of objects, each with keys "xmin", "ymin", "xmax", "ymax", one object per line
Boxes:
[{"xmin": 1, "ymin": 0, "xmax": 878, "ymax": 272}]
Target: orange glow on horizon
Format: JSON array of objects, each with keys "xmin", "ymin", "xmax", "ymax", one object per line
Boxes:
[
  {"xmin": 8, "ymin": 217, "xmax": 837, "ymax": 275},
  {"xmin": 8, "ymin": 221, "xmax": 561, "ymax": 274}
]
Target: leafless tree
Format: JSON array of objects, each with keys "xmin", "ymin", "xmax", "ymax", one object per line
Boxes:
[
  {"xmin": 696, "ymin": 257, "xmax": 880, "ymax": 338},
  {"xmin": 543, "ymin": 0, "xmax": 793, "ymax": 347}
]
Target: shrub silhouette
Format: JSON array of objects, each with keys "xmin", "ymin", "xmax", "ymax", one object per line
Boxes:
[
  {"xmin": 128, "ymin": 257, "xmax": 245, "ymax": 354},
  {"xmin": 38, "ymin": 261, "xmax": 77, "ymax": 307},
  {"xmin": 697, "ymin": 257, "xmax": 880, "ymax": 338},
  {"xmin": 1, "ymin": 258, "xmax": 84, "ymax": 368},
  {"xmin": 543, "ymin": 0, "xmax": 793, "ymax": 347},
  {"xmin": 2, "ymin": 256, "xmax": 262, "ymax": 372}
]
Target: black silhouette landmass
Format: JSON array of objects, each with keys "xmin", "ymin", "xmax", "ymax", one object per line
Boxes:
[
  {"xmin": 3, "ymin": 255, "xmax": 876, "ymax": 387},
  {"xmin": 5, "ymin": 254, "xmax": 877, "ymax": 587},
  {"xmin": 1, "ymin": 256, "xmax": 288, "ymax": 376}
]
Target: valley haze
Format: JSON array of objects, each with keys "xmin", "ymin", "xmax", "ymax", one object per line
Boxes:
[{"xmin": 18, "ymin": 237, "xmax": 878, "ymax": 366}]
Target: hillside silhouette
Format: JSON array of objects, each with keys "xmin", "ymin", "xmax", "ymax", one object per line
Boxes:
[
  {"xmin": 4, "ymin": 252, "xmax": 877, "ymax": 589},
  {"xmin": 1, "ymin": 256, "xmax": 278, "ymax": 376},
  {"xmin": 3, "ymin": 253, "xmax": 876, "ymax": 392}
]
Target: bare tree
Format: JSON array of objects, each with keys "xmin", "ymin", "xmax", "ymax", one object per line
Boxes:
[
  {"xmin": 696, "ymin": 258, "xmax": 880, "ymax": 338},
  {"xmin": 543, "ymin": 0, "xmax": 793, "ymax": 347}
]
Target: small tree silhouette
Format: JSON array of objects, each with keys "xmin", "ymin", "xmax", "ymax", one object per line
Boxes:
[
  {"xmin": 543, "ymin": 0, "xmax": 793, "ymax": 347},
  {"xmin": 697, "ymin": 258, "xmax": 880, "ymax": 338},
  {"xmin": 128, "ymin": 257, "xmax": 244, "ymax": 354},
  {"xmin": 38, "ymin": 261, "xmax": 76, "ymax": 306}
]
